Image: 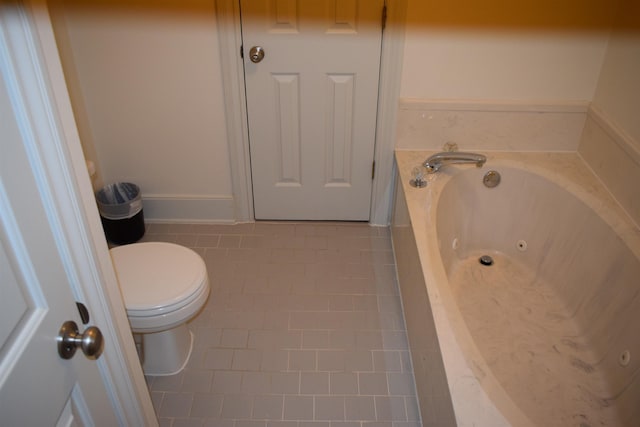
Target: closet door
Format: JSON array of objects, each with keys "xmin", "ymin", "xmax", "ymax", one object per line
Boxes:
[{"xmin": 242, "ymin": 0, "xmax": 384, "ymax": 220}]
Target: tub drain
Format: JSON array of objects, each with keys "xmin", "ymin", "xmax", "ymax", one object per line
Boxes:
[{"xmin": 479, "ymin": 255, "xmax": 494, "ymax": 266}]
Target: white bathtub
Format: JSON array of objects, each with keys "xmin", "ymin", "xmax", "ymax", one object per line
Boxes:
[{"xmin": 392, "ymin": 151, "xmax": 640, "ymax": 427}]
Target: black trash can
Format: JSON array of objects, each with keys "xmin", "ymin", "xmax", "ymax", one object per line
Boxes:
[{"xmin": 96, "ymin": 182, "xmax": 145, "ymax": 245}]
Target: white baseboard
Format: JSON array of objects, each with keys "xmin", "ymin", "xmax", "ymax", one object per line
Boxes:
[{"xmin": 141, "ymin": 194, "xmax": 235, "ymax": 224}]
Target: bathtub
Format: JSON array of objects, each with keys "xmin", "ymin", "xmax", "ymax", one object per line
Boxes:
[{"xmin": 391, "ymin": 151, "xmax": 640, "ymax": 427}]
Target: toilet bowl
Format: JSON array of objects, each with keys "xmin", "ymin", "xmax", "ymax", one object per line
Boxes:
[{"xmin": 110, "ymin": 242, "xmax": 210, "ymax": 376}]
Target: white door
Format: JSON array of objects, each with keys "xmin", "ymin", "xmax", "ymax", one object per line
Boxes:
[
  {"xmin": 0, "ymin": 70, "xmax": 119, "ymax": 426},
  {"xmin": 0, "ymin": 5, "xmax": 121, "ymax": 426},
  {"xmin": 242, "ymin": 0, "xmax": 384, "ymax": 220}
]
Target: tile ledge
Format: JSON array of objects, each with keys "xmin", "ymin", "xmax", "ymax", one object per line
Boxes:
[
  {"xmin": 399, "ymin": 98, "xmax": 590, "ymax": 113},
  {"xmin": 587, "ymin": 104, "xmax": 640, "ymax": 167}
]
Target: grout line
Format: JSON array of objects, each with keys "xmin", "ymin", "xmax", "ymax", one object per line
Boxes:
[{"xmin": 142, "ymin": 222, "xmax": 420, "ymax": 423}]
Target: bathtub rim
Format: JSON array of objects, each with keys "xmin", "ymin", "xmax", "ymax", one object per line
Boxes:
[{"xmin": 394, "ymin": 150, "xmax": 640, "ymax": 427}]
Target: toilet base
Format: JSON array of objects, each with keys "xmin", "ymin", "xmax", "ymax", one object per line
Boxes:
[{"xmin": 139, "ymin": 324, "xmax": 194, "ymax": 376}]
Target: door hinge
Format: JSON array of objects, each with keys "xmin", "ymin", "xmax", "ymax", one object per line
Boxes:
[
  {"xmin": 381, "ymin": 4, "xmax": 387, "ymax": 31},
  {"xmin": 240, "ymin": 44, "xmax": 244, "ymax": 59},
  {"xmin": 372, "ymin": 161, "xmax": 376, "ymax": 180}
]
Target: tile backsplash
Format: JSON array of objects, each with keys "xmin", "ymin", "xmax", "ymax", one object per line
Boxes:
[
  {"xmin": 579, "ymin": 106, "xmax": 640, "ymax": 227},
  {"xmin": 395, "ymin": 99, "xmax": 588, "ymax": 152},
  {"xmin": 394, "ymin": 98, "xmax": 640, "ymax": 228}
]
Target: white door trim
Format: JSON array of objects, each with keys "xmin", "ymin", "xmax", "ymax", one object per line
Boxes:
[
  {"xmin": 369, "ymin": 0, "xmax": 407, "ymax": 225},
  {"xmin": 3, "ymin": 2, "xmax": 157, "ymax": 424},
  {"xmin": 216, "ymin": 0, "xmax": 407, "ymax": 225},
  {"xmin": 215, "ymin": 0, "xmax": 254, "ymax": 223}
]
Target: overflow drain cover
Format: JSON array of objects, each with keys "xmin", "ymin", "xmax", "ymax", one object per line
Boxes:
[{"xmin": 479, "ymin": 255, "xmax": 494, "ymax": 266}]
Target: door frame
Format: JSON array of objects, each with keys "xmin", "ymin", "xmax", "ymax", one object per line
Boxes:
[
  {"xmin": 215, "ymin": 0, "xmax": 407, "ymax": 225},
  {"xmin": 2, "ymin": 2, "xmax": 156, "ymax": 424}
]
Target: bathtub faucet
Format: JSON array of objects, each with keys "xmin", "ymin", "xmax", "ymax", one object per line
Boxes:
[{"xmin": 422, "ymin": 152, "xmax": 487, "ymax": 173}]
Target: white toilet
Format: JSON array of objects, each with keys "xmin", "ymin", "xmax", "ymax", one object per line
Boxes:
[{"xmin": 110, "ymin": 242, "xmax": 210, "ymax": 376}]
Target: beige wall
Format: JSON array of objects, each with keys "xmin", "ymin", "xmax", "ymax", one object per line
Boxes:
[
  {"xmin": 592, "ymin": 27, "xmax": 640, "ymax": 143},
  {"xmin": 50, "ymin": 0, "xmax": 233, "ymax": 221},
  {"xmin": 400, "ymin": 0, "xmax": 616, "ymax": 101},
  {"xmin": 578, "ymin": 0, "xmax": 640, "ymax": 226},
  {"xmin": 400, "ymin": 29, "xmax": 609, "ymax": 101},
  {"xmin": 50, "ymin": 0, "xmax": 637, "ymax": 222}
]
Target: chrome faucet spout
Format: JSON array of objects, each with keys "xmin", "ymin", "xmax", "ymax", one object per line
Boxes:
[{"xmin": 422, "ymin": 152, "xmax": 487, "ymax": 173}]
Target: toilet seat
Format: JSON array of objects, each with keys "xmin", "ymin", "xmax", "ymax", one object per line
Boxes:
[{"xmin": 110, "ymin": 242, "xmax": 209, "ymax": 333}]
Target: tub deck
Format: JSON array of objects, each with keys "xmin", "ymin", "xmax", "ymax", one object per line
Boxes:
[{"xmin": 392, "ymin": 150, "xmax": 640, "ymax": 427}]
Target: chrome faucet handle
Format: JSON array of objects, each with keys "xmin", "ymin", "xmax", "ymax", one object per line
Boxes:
[{"xmin": 410, "ymin": 166, "xmax": 428, "ymax": 188}]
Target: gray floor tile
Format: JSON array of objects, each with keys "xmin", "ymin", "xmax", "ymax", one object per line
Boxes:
[{"xmin": 142, "ymin": 222, "xmax": 420, "ymax": 425}]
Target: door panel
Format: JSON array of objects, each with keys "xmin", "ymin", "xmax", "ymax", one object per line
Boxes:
[
  {"xmin": 242, "ymin": 0, "xmax": 383, "ymax": 220},
  {"xmin": 0, "ymin": 34, "xmax": 118, "ymax": 426}
]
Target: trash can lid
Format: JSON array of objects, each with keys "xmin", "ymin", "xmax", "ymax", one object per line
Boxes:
[{"xmin": 96, "ymin": 182, "xmax": 142, "ymax": 219}]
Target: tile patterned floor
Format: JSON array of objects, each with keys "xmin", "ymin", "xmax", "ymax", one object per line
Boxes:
[{"xmin": 140, "ymin": 222, "xmax": 421, "ymax": 427}]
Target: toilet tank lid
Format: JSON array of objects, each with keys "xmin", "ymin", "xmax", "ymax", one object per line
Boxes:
[{"xmin": 110, "ymin": 242, "xmax": 208, "ymax": 311}]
